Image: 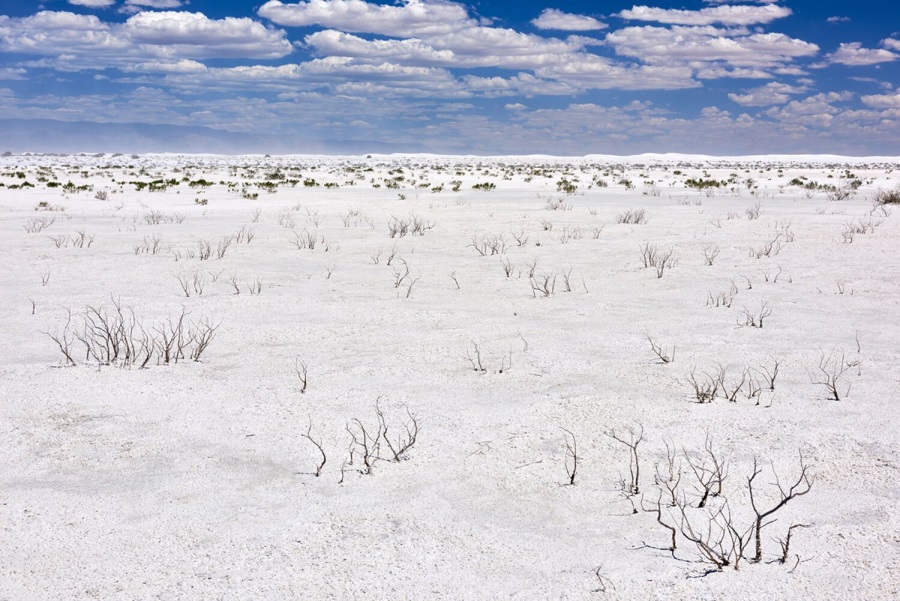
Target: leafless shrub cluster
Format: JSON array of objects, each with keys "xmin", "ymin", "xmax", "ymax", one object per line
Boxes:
[
  {"xmin": 290, "ymin": 230, "xmax": 319, "ymax": 250},
  {"xmin": 233, "ymin": 225, "xmax": 255, "ymax": 244},
  {"xmin": 702, "ymin": 245, "xmax": 720, "ymax": 266},
  {"xmin": 640, "ymin": 243, "xmax": 678, "ymax": 278},
  {"xmin": 739, "ymin": 301, "xmax": 772, "ymax": 328},
  {"xmin": 47, "ymin": 230, "xmax": 95, "ymax": 249},
  {"xmin": 687, "ymin": 360, "xmax": 778, "ymax": 404},
  {"xmin": 873, "ymin": 186, "xmax": 900, "ymax": 205},
  {"xmin": 607, "ymin": 425, "xmax": 644, "ymax": 500},
  {"xmin": 469, "ymin": 233, "xmax": 508, "ymax": 256},
  {"xmin": 529, "ymin": 271, "xmax": 557, "ymax": 297},
  {"xmin": 557, "ymin": 225, "xmax": 584, "ymax": 244},
  {"xmin": 545, "ymin": 197, "xmax": 572, "ymax": 211},
  {"xmin": 134, "ymin": 234, "xmax": 164, "ymax": 255},
  {"xmin": 745, "ymin": 201, "xmax": 763, "ymax": 220},
  {"xmin": 144, "ymin": 210, "xmax": 185, "ymax": 225},
  {"xmin": 176, "ymin": 270, "xmax": 206, "ymax": 297},
  {"xmin": 46, "ymin": 299, "xmax": 219, "ymax": 368},
  {"xmin": 749, "ymin": 235, "xmax": 784, "ymax": 259},
  {"xmin": 706, "ymin": 283, "xmax": 737, "ymax": 308},
  {"xmin": 646, "ymin": 334, "xmax": 675, "ymax": 363},
  {"xmin": 841, "ymin": 218, "xmax": 881, "ymax": 243},
  {"xmin": 341, "ymin": 208, "xmax": 373, "ymax": 228},
  {"xmin": 388, "ymin": 214, "xmax": 434, "ymax": 238},
  {"xmin": 509, "ymin": 229, "xmax": 529, "ymax": 247},
  {"xmin": 25, "ymin": 216, "xmax": 55, "ymax": 233},
  {"xmin": 390, "ymin": 258, "xmax": 421, "ymax": 298},
  {"xmin": 642, "ymin": 437, "xmax": 813, "ymax": 573},
  {"xmin": 342, "ymin": 400, "xmax": 421, "ymax": 478},
  {"xmin": 616, "ymin": 208, "xmax": 648, "ymax": 224},
  {"xmin": 808, "ymin": 349, "xmax": 855, "ymax": 401},
  {"xmin": 465, "ymin": 341, "xmax": 511, "ymax": 374},
  {"xmin": 825, "ymin": 184, "xmax": 855, "ymax": 202}
]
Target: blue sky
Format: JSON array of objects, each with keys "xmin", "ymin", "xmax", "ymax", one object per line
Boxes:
[{"xmin": 0, "ymin": 0, "xmax": 898, "ymax": 154}]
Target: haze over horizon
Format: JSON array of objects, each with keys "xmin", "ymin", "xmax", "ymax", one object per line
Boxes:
[{"xmin": 1, "ymin": 1, "xmax": 898, "ymax": 155}]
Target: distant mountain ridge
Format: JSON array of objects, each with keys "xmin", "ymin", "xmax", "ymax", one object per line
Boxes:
[{"xmin": 0, "ymin": 118, "xmax": 427, "ymax": 155}]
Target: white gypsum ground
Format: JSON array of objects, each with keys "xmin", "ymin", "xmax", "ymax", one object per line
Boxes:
[{"xmin": 1, "ymin": 153, "xmax": 899, "ymax": 599}]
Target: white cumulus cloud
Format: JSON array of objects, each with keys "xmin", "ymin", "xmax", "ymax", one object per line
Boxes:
[
  {"xmin": 531, "ymin": 9, "xmax": 607, "ymax": 31},
  {"xmin": 728, "ymin": 81, "xmax": 808, "ymax": 106},
  {"xmin": 0, "ymin": 10, "xmax": 294, "ymax": 63},
  {"xmin": 861, "ymin": 91, "xmax": 900, "ymax": 108},
  {"xmin": 827, "ymin": 42, "xmax": 897, "ymax": 66},
  {"xmin": 127, "ymin": 0, "xmax": 185, "ymax": 8},
  {"xmin": 67, "ymin": 0, "xmax": 116, "ymax": 7},
  {"xmin": 616, "ymin": 4, "xmax": 792, "ymax": 27},
  {"xmin": 258, "ymin": 0, "xmax": 471, "ymax": 37},
  {"xmin": 606, "ymin": 25, "xmax": 818, "ymax": 70}
]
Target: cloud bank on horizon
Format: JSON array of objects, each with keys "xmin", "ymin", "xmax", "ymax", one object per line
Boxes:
[{"xmin": 0, "ymin": 0, "xmax": 897, "ymax": 154}]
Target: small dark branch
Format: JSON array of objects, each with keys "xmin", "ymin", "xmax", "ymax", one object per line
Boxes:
[
  {"xmin": 808, "ymin": 349, "xmax": 851, "ymax": 401},
  {"xmin": 777, "ymin": 523, "xmax": 811, "ymax": 565},
  {"xmin": 560, "ymin": 427, "xmax": 578, "ymax": 485},
  {"xmin": 654, "ymin": 440, "xmax": 682, "ymax": 507},
  {"xmin": 722, "ymin": 367, "xmax": 746, "ymax": 403},
  {"xmin": 683, "ymin": 434, "xmax": 728, "ymax": 508},
  {"xmin": 702, "ymin": 245, "xmax": 720, "ymax": 266},
  {"xmin": 405, "ymin": 273, "xmax": 422, "ymax": 299},
  {"xmin": 688, "ymin": 367, "xmax": 720, "ymax": 403},
  {"xmin": 606, "ymin": 424, "xmax": 643, "ymax": 496},
  {"xmin": 645, "ymin": 333, "xmax": 675, "ymax": 364},
  {"xmin": 301, "ymin": 417, "xmax": 327, "ymax": 477},
  {"xmin": 592, "ymin": 565, "xmax": 615, "ymax": 594},
  {"xmin": 377, "ymin": 401, "xmax": 420, "ymax": 462},
  {"xmin": 757, "ymin": 358, "xmax": 780, "ymax": 391},
  {"xmin": 295, "ymin": 357, "xmax": 308, "ymax": 393},
  {"xmin": 346, "ymin": 415, "xmax": 382, "ymax": 475},
  {"xmin": 641, "ymin": 491, "xmax": 677, "ymax": 551},
  {"xmin": 45, "ymin": 308, "xmax": 77, "ymax": 367},
  {"xmin": 748, "ymin": 453, "xmax": 814, "ymax": 563},
  {"xmin": 466, "ymin": 341, "xmax": 487, "ymax": 372}
]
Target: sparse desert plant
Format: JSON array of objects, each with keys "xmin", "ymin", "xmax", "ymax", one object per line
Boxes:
[
  {"xmin": 873, "ymin": 186, "xmax": 900, "ymax": 205},
  {"xmin": 749, "ymin": 235, "xmax": 783, "ymax": 259},
  {"xmin": 747, "ymin": 454, "xmax": 814, "ymax": 563},
  {"xmin": 469, "ymin": 233, "xmax": 508, "ymax": 256},
  {"xmin": 675, "ymin": 494, "xmax": 752, "ymax": 571},
  {"xmin": 295, "ymin": 357, "xmax": 308, "ymax": 393},
  {"xmin": 688, "ymin": 367, "xmax": 722, "ymax": 403},
  {"xmin": 561, "ymin": 427, "xmax": 579, "ymax": 485},
  {"xmin": 47, "ymin": 299, "xmax": 220, "ymax": 368},
  {"xmin": 645, "ymin": 334, "xmax": 675, "ymax": 363},
  {"xmin": 703, "ymin": 245, "xmax": 720, "ymax": 266},
  {"xmin": 346, "ymin": 416, "xmax": 381, "ymax": 475},
  {"xmin": 617, "ymin": 208, "xmax": 648, "ymax": 224},
  {"xmin": 301, "ymin": 417, "xmax": 326, "ymax": 477},
  {"xmin": 25, "ymin": 216, "xmax": 55, "ymax": 233},
  {"xmin": 376, "ymin": 401, "xmax": 420, "ymax": 462},
  {"xmin": 745, "ymin": 201, "xmax": 763, "ymax": 220},
  {"xmin": 654, "ymin": 250, "xmax": 678, "ymax": 278},
  {"xmin": 756, "ymin": 358, "xmax": 780, "ymax": 391},
  {"xmin": 290, "ymin": 230, "xmax": 318, "ymax": 250},
  {"xmin": 529, "ymin": 271, "xmax": 557, "ymax": 297},
  {"xmin": 510, "ymin": 229, "xmax": 529, "ymax": 247},
  {"xmin": 684, "ymin": 435, "xmax": 729, "ymax": 508},
  {"xmin": 808, "ymin": 349, "xmax": 852, "ymax": 400},
  {"xmin": 739, "ymin": 301, "xmax": 772, "ymax": 328},
  {"xmin": 466, "ymin": 341, "xmax": 487, "ymax": 373},
  {"xmin": 606, "ymin": 424, "xmax": 643, "ymax": 496},
  {"xmin": 247, "ymin": 277, "xmax": 262, "ymax": 295}
]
